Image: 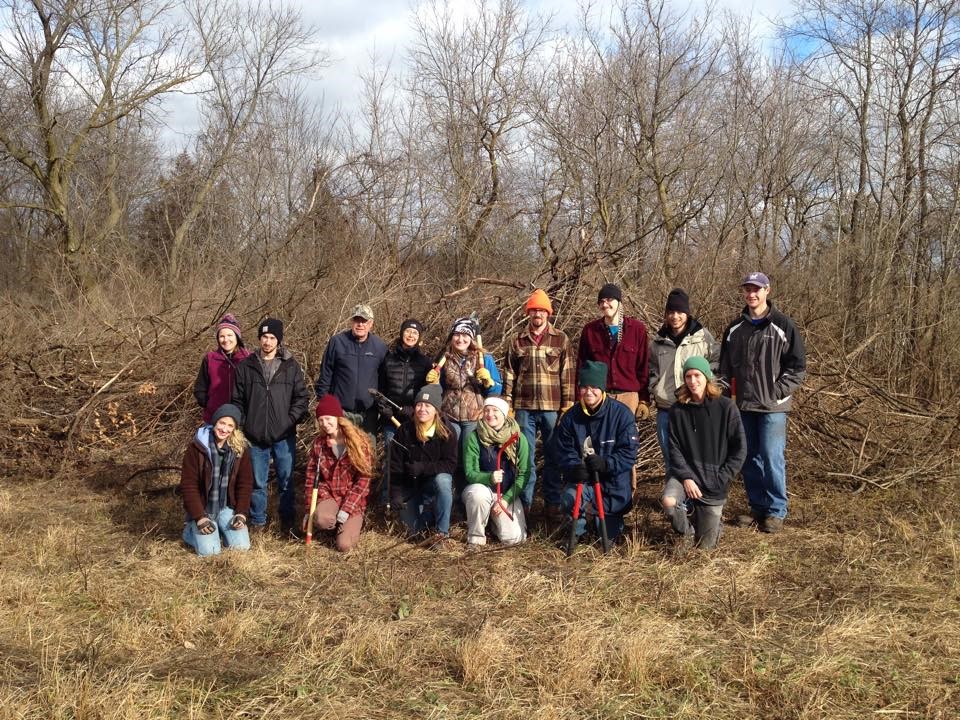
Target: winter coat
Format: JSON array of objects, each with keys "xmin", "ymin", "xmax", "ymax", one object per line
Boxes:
[
  {"xmin": 194, "ymin": 347, "xmax": 252, "ymax": 423},
  {"xmin": 180, "ymin": 426, "xmax": 253, "ymax": 521},
  {"xmin": 550, "ymin": 396, "xmax": 639, "ymax": 515},
  {"xmin": 388, "ymin": 418, "xmax": 459, "ymax": 488},
  {"xmin": 648, "ymin": 319, "xmax": 719, "ymax": 410},
  {"xmin": 439, "ymin": 351, "xmax": 503, "ymax": 422},
  {"xmin": 667, "ymin": 395, "xmax": 747, "ymax": 505},
  {"xmin": 463, "ymin": 430, "xmax": 531, "ymax": 505},
  {"xmin": 719, "ymin": 302, "xmax": 806, "ymax": 413},
  {"xmin": 577, "ymin": 316, "xmax": 650, "ymax": 400},
  {"xmin": 314, "ymin": 330, "xmax": 388, "ymax": 412},
  {"xmin": 304, "ymin": 436, "xmax": 372, "ymax": 517},
  {"xmin": 379, "ymin": 343, "xmax": 432, "ymax": 412},
  {"xmin": 232, "ymin": 348, "xmax": 311, "ymax": 447}
]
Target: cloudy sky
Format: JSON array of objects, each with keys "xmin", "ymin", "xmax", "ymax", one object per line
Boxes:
[{"xmin": 162, "ymin": 0, "xmax": 797, "ymax": 147}]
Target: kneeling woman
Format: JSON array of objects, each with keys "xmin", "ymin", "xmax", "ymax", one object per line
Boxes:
[
  {"xmin": 304, "ymin": 395, "xmax": 373, "ymax": 552},
  {"xmin": 180, "ymin": 403, "xmax": 252, "ymax": 556},
  {"xmin": 463, "ymin": 397, "xmax": 530, "ymax": 547},
  {"xmin": 388, "ymin": 384, "xmax": 459, "ymax": 547},
  {"xmin": 662, "ymin": 357, "xmax": 746, "ymax": 549}
]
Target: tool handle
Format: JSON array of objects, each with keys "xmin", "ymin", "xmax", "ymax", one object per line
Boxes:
[
  {"xmin": 566, "ymin": 482, "xmax": 583, "ymax": 557},
  {"xmin": 593, "ymin": 478, "xmax": 610, "ymax": 554},
  {"xmin": 306, "ymin": 485, "xmax": 319, "ymax": 546}
]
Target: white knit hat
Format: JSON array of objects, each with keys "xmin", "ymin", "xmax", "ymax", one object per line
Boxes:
[{"xmin": 483, "ymin": 396, "xmax": 510, "ymax": 419}]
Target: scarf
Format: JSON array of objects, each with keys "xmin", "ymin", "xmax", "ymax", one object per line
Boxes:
[{"xmin": 476, "ymin": 416, "xmax": 523, "ymax": 466}]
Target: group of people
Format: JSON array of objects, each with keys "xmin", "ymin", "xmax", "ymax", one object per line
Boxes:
[{"xmin": 180, "ymin": 271, "xmax": 806, "ymax": 556}]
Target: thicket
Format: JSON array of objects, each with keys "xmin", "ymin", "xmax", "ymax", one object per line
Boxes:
[{"xmin": 1, "ymin": 0, "xmax": 958, "ymax": 488}]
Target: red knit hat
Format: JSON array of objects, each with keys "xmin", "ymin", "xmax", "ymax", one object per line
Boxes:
[
  {"xmin": 314, "ymin": 394, "xmax": 344, "ymax": 419},
  {"xmin": 525, "ymin": 289, "xmax": 553, "ymax": 315}
]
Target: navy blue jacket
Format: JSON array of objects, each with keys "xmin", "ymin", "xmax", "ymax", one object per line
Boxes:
[
  {"xmin": 314, "ymin": 330, "xmax": 388, "ymax": 411},
  {"xmin": 551, "ymin": 396, "xmax": 639, "ymax": 515}
]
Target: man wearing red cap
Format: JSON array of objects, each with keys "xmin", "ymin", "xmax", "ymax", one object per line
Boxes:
[{"xmin": 503, "ymin": 288, "xmax": 576, "ymax": 512}]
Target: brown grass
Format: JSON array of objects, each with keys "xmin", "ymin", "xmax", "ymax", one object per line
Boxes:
[{"xmin": 0, "ymin": 466, "xmax": 957, "ymax": 720}]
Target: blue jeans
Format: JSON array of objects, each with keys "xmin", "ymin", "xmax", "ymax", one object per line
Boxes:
[
  {"xmin": 182, "ymin": 506, "xmax": 251, "ymax": 556},
  {"xmin": 514, "ymin": 409, "xmax": 558, "ymax": 507},
  {"xmin": 740, "ymin": 411, "xmax": 788, "ymax": 519},
  {"xmin": 249, "ymin": 436, "xmax": 296, "ymax": 526},
  {"xmin": 656, "ymin": 408, "xmax": 671, "ymax": 474},
  {"xmin": 392, "ymin": 473, "xmax": 454, "ymax": 536},
  {"xmin": 560, "ymin": 484, "xmax": 625, "ymax": 541}
]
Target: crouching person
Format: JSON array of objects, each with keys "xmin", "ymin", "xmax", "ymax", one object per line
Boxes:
[
  {"xmin": 388, "ymin": 384, "xmax": 459, "ymax": 549},
  {"xmin": 662, "ymin": 357, "xmax": 746, "ymax": 549},
  {"xmin": 462, "ymin": 397, "xmax": 531, "ymax": 548},
  {"xmin": 304, "ymin": 395, "xmax": 373, "ymax": 552},
  {"xmin": 180, "ymin": 403, "xmax": 252, "ymax": 556},
  {"xmin": 552, "ymin": 361, "xmax": 639, "ymax": 544}
]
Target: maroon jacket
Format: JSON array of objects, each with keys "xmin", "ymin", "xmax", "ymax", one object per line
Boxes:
[
  {"xmin": 194, "ymin": 347, "xmax": 252, "ymax": 423},
  {"xmin": 577, "ymin": 316, "xmax": 651, "ymax": 401},
  {"xmin": 180, "ymin": 430, "xmax": 254, "ymax": 521}
]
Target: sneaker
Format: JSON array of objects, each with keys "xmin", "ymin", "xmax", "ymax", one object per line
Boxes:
[{"xmin": 760, "ymin": 516, "xmax": 784, "ymax": 534}]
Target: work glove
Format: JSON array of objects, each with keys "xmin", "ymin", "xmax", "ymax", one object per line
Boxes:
[
  {"xmin": 378, "ymin": 401, "xmax": 395, "ymax": 421},
  {"xmin": 336, "ymin": 509, "xmax": 349, "ymax": 525},
  {"xmin": 196, "ymin": 517, "xmax": 216, "ymax": 535},
  {"xmin": 491, "ymin": 469, "xmax": 504, "ymax": 485},
  {"xmin": 475, "ymin": 367, "xmax": 494, "ymax": 389},
  {"xmin": 567, "ymin": 463, "xmax": 589, "ymax": 485},
  {"xmin": 229, "ymin": 513, "xmax": 246, "ymax": 530},
  {"xmin": 426, "ymin": 368, "xmax": 440, "ymax": 384},
  {"xmin": 584, "ymin": 453, "xmax": 607, "ymax": 475},
  {"xmin": 635, "ymin": 401, "xmax": 652, "ymax": 422}
]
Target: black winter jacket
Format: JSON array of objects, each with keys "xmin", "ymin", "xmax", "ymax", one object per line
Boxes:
[
  {"xmin": 232, "ymin": 348, "xmax": 310, "ymax": 446},
  {"xmin": 667, "ymin": 395, "xmax": 746, "ymax": 505},
  {"xmin": 379, "ymin": 343, "xmax": 432, "ymax": 411},
  {"xmin": 719, "ymin": 302, "xmax": 806, "ymax": 413},
  {"xmin": 388, "ymin": 418, "xmax": 459, "ymax": 488}
]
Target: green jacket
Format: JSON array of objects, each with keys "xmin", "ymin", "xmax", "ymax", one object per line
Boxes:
[{"xmin": 463, "ymin": 431, "xmax": 531, "ymax": 505}]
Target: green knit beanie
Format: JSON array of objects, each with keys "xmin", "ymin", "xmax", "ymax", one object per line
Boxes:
[
  {"xmin": 578, "ymin": 361, "xmax": 608, "ymax": 390},
  {"xmin": 682, "ymin": 356, "xmax": 713, "ymax": 380}
]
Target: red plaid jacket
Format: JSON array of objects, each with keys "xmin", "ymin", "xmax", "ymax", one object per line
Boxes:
[
  {"xmin": 503, "ymin": 323, "xmax": 576, "ymax": 411},
  {"xmin": 304, "ymin": 436, "xmax": 371, "ymax": 516}
]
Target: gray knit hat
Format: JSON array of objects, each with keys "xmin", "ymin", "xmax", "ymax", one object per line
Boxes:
[
  {"xmin": 211, "ymin": 403, "xmax": 243, "ymax": 425},
  {"xmin": 415, "ymin": 384, "xmax": 443, "ymax": 411}
]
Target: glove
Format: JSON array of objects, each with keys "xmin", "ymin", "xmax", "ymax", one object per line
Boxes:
[
  {"xmin": 336, "ymin": 509, "xmax": 349, "ymax": 525},
  {"xmin": 426, "ymin": 368, "xmax": 440, "ymax": 384},
  {"xmin": 584, "ymin": 453, "xmax": 607, "ymax": 475},
  {"xmin": 475, "ymin": 367, "xmax": 494, "ymax": 389},
  {"xmin": 635, "ymin": 401, "xmax": 652, "ymax": 421},
  {"xmin": 229, "ymin": 513, "xmax": 246, "ymax": 530},
  {"xmin": 491, "ymin": 469, "xmax": 504, "ymax": 485},
  {"xmin": 567, "ymin": 463, "xmax": 589, "ymax": 485},
  {"xmin": 196, "ymin": 517, "xmax": 216, "ymax": 535},
  {"xmin": 378, "ymin": 401, "xmax": 395, "ymax": 421}
]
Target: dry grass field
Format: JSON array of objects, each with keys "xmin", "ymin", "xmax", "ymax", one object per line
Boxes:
[{"xmin": 0, "ymin": 463, "xmax": 956, "ymax": 720}]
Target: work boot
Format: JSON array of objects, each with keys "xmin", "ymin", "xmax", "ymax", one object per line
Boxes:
[
  {"xmin": 733, "ymin": 513, "xmax": 760, "ymax": 528},
  {"xmin": 760, "ymin": 516, "xmax": 784, "ymax": 534}
]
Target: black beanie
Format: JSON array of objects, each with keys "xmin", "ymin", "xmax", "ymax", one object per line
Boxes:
[
  {"xmin": 400, "ymin": 318, "xmax": 423, "ymax": 335},
  {"xmin": 665, "ymin": 288, "xmax": 690, "ymax": 315},
  {"xmin": 597, "ymin": 283, "xmax": 622, "ymax": 303},
  {"xmin": 258, "ymin": 318, "xmax": 284, "ymax": 343}
]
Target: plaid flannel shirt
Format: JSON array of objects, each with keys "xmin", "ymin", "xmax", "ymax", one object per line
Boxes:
[
  {"xmin": 503, "ymin": 324, "xmax": 576, "ymax": 411},
  {"xmin": 304, "ymin": 436, "xmax": 372, "ymax": 517}
]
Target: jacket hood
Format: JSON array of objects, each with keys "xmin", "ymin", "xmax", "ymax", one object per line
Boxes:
[{"xmin": 192, "ymin": 424, "xmax": 215, "ymax": 463}]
